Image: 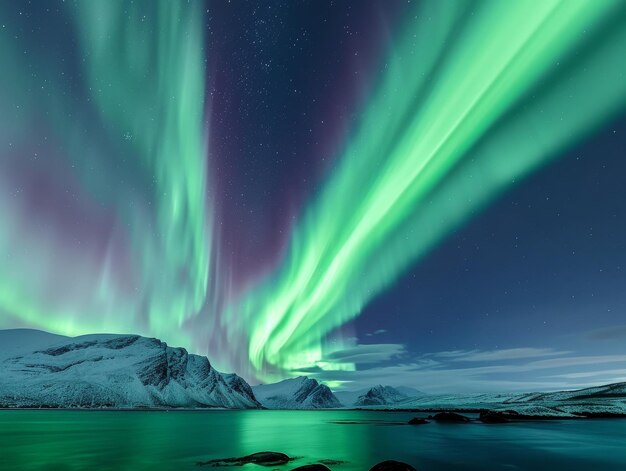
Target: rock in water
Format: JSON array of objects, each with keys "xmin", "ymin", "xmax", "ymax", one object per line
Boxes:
[
  {"xmin": 370, "ymin": 460, "xmax": 417, "ymax": 471},
  {"xmin": 479, "ymin": 410, "xmax": 510, "ymax": 423},
  {"xmin": 408, "ymin": 417, "xmax": 429, "ymax": 425},
  {"xmin": 431, "ymin": 412, "xmax": 470, "ymax": 423},
  {"xmin": 197, "ymin": 451, "xmax": 291, "ymax": 467}
]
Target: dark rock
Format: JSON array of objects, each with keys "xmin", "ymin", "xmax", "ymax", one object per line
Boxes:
[
  {"xmin": 291, "ymin": 465, "xmax": 332, "ymax": 471},
  {"xmin": 408, "ymin": 417, "xmax": 429, "ymax": 425},
  {"xmin": 38, "ymin": 340, "xmax": 97, "ymax": 356},
  {"xmin": 431, "ymin": 412, "xmax": 470, "ymax": 423},
  {"xmin": 479, "ymin": 410, "xmax": 510, "ymax": 423},
  {"xmin": 197, "ymin": 451, "xmax": 291, "ymax": 467},
  {"xmin": 369, "ymin": 460, "xmax": 417, "ymax": 471},
  {"xmin": 223, "ymin": 373, "xmax": 257, "ymax": 400},
  {"xmin": 102, "ymin": 336, "xmax": 139, "ymax": 349},
  {"xmin": 478, "ymin": 409, "xmax": 569, "ymax": 421}
]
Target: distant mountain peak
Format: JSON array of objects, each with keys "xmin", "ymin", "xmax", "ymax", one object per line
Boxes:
[
  {"xmin": 354, "ymin": 385, "xmax": 409, "ymax": 406},
  {"xmin": 252, "ymin": 376, "xmax": 341, "ymax": 409}
]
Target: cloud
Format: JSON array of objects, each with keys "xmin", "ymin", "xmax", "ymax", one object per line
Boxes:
[
  {"xmin": 292, "ymin": 365, "xmax": 325, "ymax": 374},
  {"xmin": 551, "ymin": 368, "xmax": 626, "ymax": 379},
  {"xmin": 322, "ymin": 343, "xmax": 406, "ymax": 365},
  {"xmin": 432, "ymin": 347, "xmax": 569, "ymax": 362},
  {"xmin": 585, "ymin": 324, "xmax": 626, "ymax": 341},
  {"xmin": 311, "ymin": 348, "xmax": 626, "ymax": 394},
  {"xmin": 524, "ymin": 354, "xmax": 626, "ymax": 370},
  {"xmin": 315, "ymin": 363, "xmax": 577, "ymax": 394},
  {"xmin": 365, "ymin": 329, "xmax": 387, "ymax": 337}
]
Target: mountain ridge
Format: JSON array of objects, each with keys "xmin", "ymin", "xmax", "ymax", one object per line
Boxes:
[
  {"xmin": 2, "ymin": 329, "xmax": 625, "ymax": 415},
  {"xmin": 252, "ymin": 376, "xmax": 341, "ymax": 409},
  {"xmin": 0, "ymin": 329, "xmax": 260, "ymax": 409}
]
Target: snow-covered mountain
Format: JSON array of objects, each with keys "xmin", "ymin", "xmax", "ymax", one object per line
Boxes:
[
  {"xmin": 395, "ymin": 386, "xmax": 427, "ymax": 398},
  {"xmin": 504, "ymin": 382, "xmax": 626, "ymax": 403},
  {"xmin": 0, "ymin": 329, "xmax": 261, "ymax": 409},
  {"xmin": 252, "ymin": 376, "xmax": 341, "ymax": 409},
  {"xmin": 354, "ymin": 385, "xmax": 409, "ymax": 406},
  {"xmin": 334, "ymin": 385, "xmax": 427, "ymax": 407},
  {"xmin": 366, "ymin": 382, "xmax": 626, "ymax": 416}
]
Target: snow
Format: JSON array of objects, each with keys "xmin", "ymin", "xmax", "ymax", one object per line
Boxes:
[
  {"xmin": 252, "ymin": 376, "xmax": 341, "ymax": 409},
  {"xmin": 334, "ymin": 385, "xmax": 427, "ymax": 407},
  {"xmin": 358, "ymin": 382, "xmax": 626, "ymax": 417},
  {"xmin": 0, "ymin": 329, "xmax": 68, "ymax": 359},
  {"xmin": 395, "ymin": 386, "xmax": 427, "ymax": 397},
  {"xmin": 3, "ymin": 329, "xmax": 625, "ymax": 415},
  {"xmin": 354, "ymin": 385, "xmax": 410, "ymax": 406},
  {"xmin": 0, "ymin": 329, "xmax": 261, "ymax": 409}
]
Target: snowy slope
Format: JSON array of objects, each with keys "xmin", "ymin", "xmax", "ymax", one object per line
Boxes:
[
  {"xmin": 395, "ymin": 392, "xmax": 521, "ymax": 410},
  {"xmin": 505, "ymin": 382, "xmax": 626, "ymax": 403},
  {"xmin": 499, "ymin": 382, "xmax": 626, "ymax": 416},
  {"xmin": 335, "ymin": 385, "xmax": 426, "ymax": 407},
  {"xmin": 369, "ymin": 383, "xmax": 626, "ymax": 416},
  {"xmin": 334, "ymin": 385, "xmax": 426, "ymax": 407},
  {"xmin": 395, "ymin": 386, "xmax": 427, "ymax": 398},
  {"xmin": 0, "ymin": 329, "xmax": 261, "ymax": 409},
  {"xmin": 354, "ymin": 385, "xmax": 409, "ymax": 406},
  {"xmin": 0, "ymin": 329, "xmax": 68, "ymax": 359},
  {"xmin": 252, "ymin": 376, "xmax": 341, "ymax": 409}
]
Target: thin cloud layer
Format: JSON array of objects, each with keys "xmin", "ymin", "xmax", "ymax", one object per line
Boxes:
[
  {"xmin": 314, "ymin": 347, "xmax": 626, "ymax": 393},
  {"xmin": 432, "ymin": 348, "xmax": 570, "ymax": 362},
  {"xmin": 323, "ymin": 343, "xmax": 406, "ymax": 365}
]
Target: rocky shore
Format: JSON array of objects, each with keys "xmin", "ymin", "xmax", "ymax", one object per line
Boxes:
[{"xmin": 404, "ymin": 408, "xmax": 626, "ymax": 424}]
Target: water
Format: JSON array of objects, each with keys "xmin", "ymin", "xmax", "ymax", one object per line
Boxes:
[{"xmin": 1, "ymin": 410, "xmax": 626, "ymax": 470}]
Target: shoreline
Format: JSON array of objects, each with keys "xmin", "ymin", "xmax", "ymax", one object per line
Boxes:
[{"xmin": 1, "ymin": 406, "xmax": 625, "ymax": 420}]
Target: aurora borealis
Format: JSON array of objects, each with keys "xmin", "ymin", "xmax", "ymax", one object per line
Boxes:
[
  {"xmin": 1, "ymin": 0, "xmax": 626, "ymax": 390},
  {"xmin": 1, "ymin": 1, "xmax": 210, "ymax": 348}
]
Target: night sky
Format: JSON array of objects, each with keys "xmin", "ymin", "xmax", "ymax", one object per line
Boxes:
[{"xmin": 1, "ymin": 0, "xmax": 625, "ymax": 393}]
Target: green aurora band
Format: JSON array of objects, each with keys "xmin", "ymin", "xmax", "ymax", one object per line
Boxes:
[
  {"xmin": 229, "ymin": 0, "xmax": 626, "ymax": 380},
  {"xmin": 0, "ymin": 1, "xmax": 209, "ymax": 346},
  {"xmin": 0, "ymin": 1, "xmax": 625, "ymax": 382}
]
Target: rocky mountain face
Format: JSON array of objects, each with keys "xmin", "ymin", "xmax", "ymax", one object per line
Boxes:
[
  {"xmin": 333, "ymin": 384, "xmax": 427, "ymax": 407},
  {"xmin": 0, "ymin": 329, "xmax": 261, "ymax": 409},
  {"xmin": 354, "ymin": 385, "xmax": 409, "ymax": 406},
  {"xmin": 252, "ymin": 376, "xmax": 341, "ymax": 409}
]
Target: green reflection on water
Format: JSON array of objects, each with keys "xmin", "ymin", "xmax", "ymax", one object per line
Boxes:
[{"xmin": 2, "ymin": 410, "xmax": 626, "ymax": 471}]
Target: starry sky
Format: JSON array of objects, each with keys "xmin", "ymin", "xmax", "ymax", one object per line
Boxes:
[{"xmin": 1, "ymin": 0, "xmax": 625, "ymax": 393}]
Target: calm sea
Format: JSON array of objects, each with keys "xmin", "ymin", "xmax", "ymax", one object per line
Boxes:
[{"xmin": 1, "ymin": 410, "xmax": 625, "ymax": 470}]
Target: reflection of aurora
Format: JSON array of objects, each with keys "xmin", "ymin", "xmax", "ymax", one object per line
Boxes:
[{"xmin": 0, "ymin": 1, "xmax": 625, "ymax": 382}]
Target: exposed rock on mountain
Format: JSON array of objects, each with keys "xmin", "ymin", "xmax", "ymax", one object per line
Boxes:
[
  {"xmin": 252, "ymin": 376, "xmax": 341, "ymax": 409},
  {"xmin": 0, "ymin": 329, "xmax": 260, "ymax": 409},
  {"xmin": 334, "ymin": 384, "xmax": 426, "ymax": 407},
  {"xmin": 354, "ymin": 385, "xmax": 409, "ymax": 406}
]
